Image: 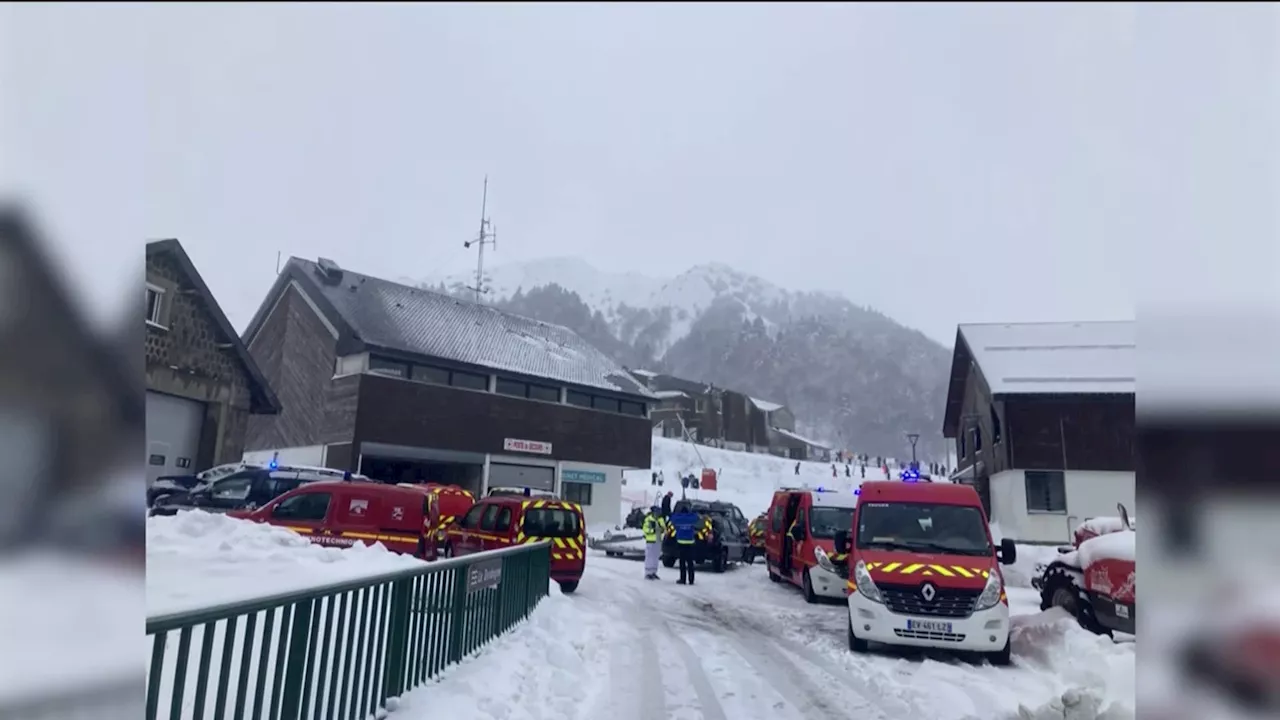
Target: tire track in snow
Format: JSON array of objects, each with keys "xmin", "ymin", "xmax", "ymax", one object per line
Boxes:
[
  {"xmin": 573, "ymin": 573, "xmax": 667, "ymax": 720},
  {"xmin": 624, "ymin": 591, "xmax": 729, "ymax": 720}
]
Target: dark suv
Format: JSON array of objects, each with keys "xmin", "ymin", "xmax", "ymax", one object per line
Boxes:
[
  {"xmin": 661, "ymin": 500, "xmax": 751, "ymax": 572},
  {"xmin": 149, "ymin": 468, "xmax": 360, "ymax": 517}
]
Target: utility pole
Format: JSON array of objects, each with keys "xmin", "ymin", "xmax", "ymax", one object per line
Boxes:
[
  {"xmin": 463, "ymin": 175, "xmax": 497, "ymax": 303},
  {"xmin": 906, "ymin": 432, "xmax": 920, "ymax": 469}
]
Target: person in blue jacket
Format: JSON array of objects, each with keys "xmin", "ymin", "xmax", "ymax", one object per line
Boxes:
[{"xmin": 668, "ymin": 501, "xmax": 700, "ymax": 585}]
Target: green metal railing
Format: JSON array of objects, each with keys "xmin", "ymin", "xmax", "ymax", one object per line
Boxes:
[{"xmin": 145, "ymin": 542, "xmax": 552, "ymax": 720}]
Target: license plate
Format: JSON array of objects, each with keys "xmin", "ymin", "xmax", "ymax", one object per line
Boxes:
[
  {"xmin": 906, "ymin": 619, "xmax": 952, "ymax": 633},
  {"xmin": 1115, "ymin": 605, "xmax": 1130, "ymax": 619}
]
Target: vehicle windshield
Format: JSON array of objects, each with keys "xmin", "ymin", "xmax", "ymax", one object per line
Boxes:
[
  {"xmin": 809, "ymin": 507, "xmax": 855, "ymax": 539},
  {"xmin": 856, "ymin": 502, "xmax": 992, "ymax": 556},
  {"xmin": 522, "ymin": 508, "xmax": 581, "ymax": 538}
]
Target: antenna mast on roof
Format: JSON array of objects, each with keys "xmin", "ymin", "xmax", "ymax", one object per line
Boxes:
[{"xmin": 463, "ymin": 175, "xmax": 497, "ymax": 303}]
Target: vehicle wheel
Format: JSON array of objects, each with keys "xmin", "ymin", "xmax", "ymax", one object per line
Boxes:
[
  {"xmin": 713, "ymin": 549, "xmax": 728, "ymax": 573},
  {"xmin": 443, "ymin": 543, "xmax": 454, "ymax": 559},
  {"xmin": 662, "ymin": 555, "xmax": 676, "ymax": 568},
  {"xmin": 1040, "ymin": 565, "xmax": 1109, "ymax": 636},
  {"xmin": 558, "ymin": 580, "xmax": 579, "ymax": 594},
  {"xmin": 848, "ymin": 614, "xmax": 869, "ymax": 653},
  {"xmin": 744, "ymin": 549, "xmax": 755, "ymax": 565},
  {"xmin": 802, "ymin": 568, "xmax": 818, "ymax": 604},
  {"xmin": 986, "ymin": 638, "xmax": 1012, "ymax": 666}
]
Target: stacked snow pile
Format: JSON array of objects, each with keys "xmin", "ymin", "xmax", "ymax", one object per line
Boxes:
[
  {"xmin": 1077, "ymin": 530, "xmax": 1135, "ymax": 567},
  {"xmin": 147, "ymin": 512, "xmax": 425, "ymax": 616},
  {"xmin": 1009, "ymin": 609, "xmax": 1135, "ymax": 719},
  {"xmin": 393, "ymin": 585, "xmax": 612, "ymax": 720}
]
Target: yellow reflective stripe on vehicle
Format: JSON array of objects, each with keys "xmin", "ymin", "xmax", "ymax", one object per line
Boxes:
[
  {"xmin": 868, "ymin": 562, "xmax": 990, "ymax": 577},
  {"xmin": 340, "ymin": 531, "xmax": 420, "ymax": 544},
  {"xmin": 281, "ymin": 526, "xmax": 313, "ymax": 535}
]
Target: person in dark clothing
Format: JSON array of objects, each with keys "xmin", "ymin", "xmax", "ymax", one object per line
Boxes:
[
  {"xmin": 860, "ymin": 464, "xmax": 866, "ymax": 479},
  {"xmin": 660, "ymin": 491, "xmax": 673, "ymax": 517},
  {"xmin": 794, "ymin": 462, "xmax": 800, "ymax": 475},
  {"xmin": 845, "ymin": 464, "xmax": 851, "ymax": 477},
  {"xmin": 669, "ymin": 502, "xmax": 700, "ymax": 585}
]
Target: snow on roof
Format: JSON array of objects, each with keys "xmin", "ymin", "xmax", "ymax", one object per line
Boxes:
[
  {"xmin": 750, "ymin": 397, "xmax": 784, "ymax": 412},
  {"xmin": 653, "ymin": 390, "xmax": 687, "ymax": 399},
  {"xmin": 959, "ymin": 321, "xmax": 1135, "ymax": 395},
  {"xmin": 290, "ymin": 259, "xmax": 654, "ymax": 398},
  {"xmin": 631, "ymin": 369, "xmax": 658, "ymax": 378},
  {"xmin": 772, "ymin": 426, "xmax": 831, "ymax": 450}
]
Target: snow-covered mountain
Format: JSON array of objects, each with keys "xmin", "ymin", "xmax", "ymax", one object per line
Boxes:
[
  {"xmin": 427, "ymin": 258, "xmax": 810, "ymax": 356},
  {"xmin": 421, "ymin": 258, "xmax": 951, "ymax": 459}
]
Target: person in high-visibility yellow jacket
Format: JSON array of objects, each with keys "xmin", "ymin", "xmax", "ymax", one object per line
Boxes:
[{"xmin": 642, "ymin": 505, "xmax": 665, "ymax": 579}]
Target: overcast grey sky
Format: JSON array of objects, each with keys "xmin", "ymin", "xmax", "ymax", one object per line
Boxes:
[{"xmin": 2, "ymin": 3, "xmax": 1274, "ymax": 345}]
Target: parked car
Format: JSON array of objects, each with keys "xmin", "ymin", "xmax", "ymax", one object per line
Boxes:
[
  {"xmin": 230, "ymin": 481, "xmax": 440, "ymax": 559},
  {"xmin": 661, "ymin": 499, "xmax": 751, "ymax": 572},
  {"xmin": 444, "ymin": 495, "xmax": 586, "ymax": 593},
  {"xmin": 147, "ymin": 462, "xmax": 261, "ymax": 507},
  {"xmin": 148, "ymin": 467, "xmax": 366, "ymax": 516}
]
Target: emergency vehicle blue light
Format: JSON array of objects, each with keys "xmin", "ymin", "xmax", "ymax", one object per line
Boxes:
[
  {"xmin": 816, "ymin": 486, "xmax": 825, "ymax": 492},
  {"xmin": 268, "ymin": 459, "xmax": 278, "ymax": 470},
  {"xmin": 853, "ymin": 487, "xmax": 861, "ymax": 496},
  {"xmin": 523, "ymin": 487, "xmax": 532, "ymax": 497}
]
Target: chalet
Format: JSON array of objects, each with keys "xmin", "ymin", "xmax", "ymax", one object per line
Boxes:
[
  {"xmin": 942, "ymin": 321, "xmax": 1135, "ymax": 544},
  {"xmin": 242, "ymin": 257, "xmax": 655, "ymax": 526},
  {"xmin": 145, "ymin": 240, "xmax": 281, "ymax": 485},
  {"xmin": 629, "ymin": 371, "xmax": 722, "ymax": 442}
]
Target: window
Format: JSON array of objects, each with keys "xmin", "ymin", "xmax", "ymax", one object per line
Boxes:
[
  {"xmin": 451, "ymin": 371, "xmax": 488, "ymax": 391},
  {"xmin": 494, "ymin": 507, "xmax": 513, "ymax": 533},
  {"xmin": 460, "ymin": 504, "xmax": 486, "ymax": 528},
  {"xmin": 272, "ymin": 492, "xmax": 332, "ymax": 522},
  {"xmin": 990, "ymin": 405, "xmax": 1002, "ymax": 444},
  {"xmin": 266, "ymin": 476, "xmax": 302, "ymax": 497},
  {"xmin": 856, "ymin": 502, "xmax": 992, "ymax": 555},
  {"xmin": 809, "ymin": 507, "xmax": 855, "ymax": 539},
  {"xmin": 619, "ymin": 400, "xmax": 646, "ymax": 417},
  {"xmin": 210, "ymin": 476, "xmax": 254, "ymax": 501},
  {"xmin": 145, "ymin": 284, "xmax": 165, "ymax": 326},
  {"xmin": 958, "ymin": 434, "xmax": 967, "ymax": 459},
  {"xmin": 973, "ymin": 425, "xmax": 983, "ymax": 452},
  {"xmin": 1025, "ymin": 470, "xmax": 1067, "ymax": 513},
  {"xmin": 695, "ymin": 399, "xmax": 706, "ymax": 413},
  {"xmin": 495, "ymin": 378, "xmax": 528, "ymax": 397},
  {"xmin": 770, "ymin": 505, "xmax": 785, "ymax": 532},
  {"xmin": 522, "ymin": 507, "xmax": 581, "ymax": 537},
  {"xmin": 562, "ymin": 482, "xmax": 593, "ymax": 505},
  {"xmin": 368, "ymin": 356, "xmax": 408, "ymax": 378},
  {"xmin": 411, "ymin": 364, "xmax": 449, "ymax": 385},
  {"xmin": 528, "ymin": 384, "xmax": 560, "ymax": 403},
  {"xmin": 478, "ymin": 504, "xmax": 501, "ymax": 531},
  {"xmin": 592, "ymin": 396, "xmax": 620, "ymax": 413},
  {"xmin": 148, "ymin": 454, "xmax": 165, "ymax": 466},
  {"xmin": 792, "ymin": 509, "xmax": 807, "ymax": 537},
  {"xmin": 566, "ymin": 390, "xmax": 592, "ymax": 408}
]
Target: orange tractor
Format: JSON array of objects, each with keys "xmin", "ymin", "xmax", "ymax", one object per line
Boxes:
[{"xmin": 1035, "ymin": 503, "xmax": 1136, "ymax": 637}]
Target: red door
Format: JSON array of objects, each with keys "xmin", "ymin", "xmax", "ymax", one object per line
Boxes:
[
  {"xmin": 484, "ymin": 505, "xmax": 515, "ymax": 551},
  {"xmin": 453, "ymin": 504, "xmax": 488, "ymax": 556},
  {"xmin": 260, "ymin": 487, "xmax": 338, "ymax": 546},
  {"xmin": 764, "ymin": 495, "xmax": 787, "ymax": 569},
  {"xmin": 789, "ymin": 506, "xmax": 810, "ymax": 583}
]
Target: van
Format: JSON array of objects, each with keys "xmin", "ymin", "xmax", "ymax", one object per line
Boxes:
[
  {"xmin": 399, "ymin": 483, "xmax": 476, "ymax": 547},
  {"xmin": 229, "ymin": 481, "xmax": 440, "ymax": 560},
  {"xmin": 835, "ymin": 481, "xmax": 1018, "ymax": 665},
  {"xmin": 763, "ymin": 487, "xmax": 858, "ymax": 602},
  {"xmin": 443, "ymin": 496, "xmax": 586, "ymax": 593}
]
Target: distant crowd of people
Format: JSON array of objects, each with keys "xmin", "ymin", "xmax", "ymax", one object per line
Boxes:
[{"xmin": 794, "ymin": 457, "xmax": 950, "ymax": 478}]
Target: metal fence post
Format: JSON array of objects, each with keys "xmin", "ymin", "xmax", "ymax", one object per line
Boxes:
[
  {"xmin": 446, "ymin": 564, "xmax": 470, "ymax": 665},
  {"xmin": 382, "ymin": 578, "xmax": 413, "ymax": 703},
  {"xmin": 277, "ymin": 599, "xmax": 314, "ymax": 720}
]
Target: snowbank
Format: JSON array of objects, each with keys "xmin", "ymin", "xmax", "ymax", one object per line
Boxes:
[
  {"xmin": 394, "ymin": 585, "xmax": 611, "ymax": 720},
  {"xmin": 623, "ymin": 436, "xmax": 887, "ymax": 518},
  {"xmin": 147, "ymin": 511, "xmax": 425, "ymax": 616},
  {"xmin": 1077, "ymin": 516, "xmax": 1135, "ymax": 536},
  {"xmin": 1077, "ymin": 530, "xmax": 1136, "ymax": 567},
  {"xmin": 1008, "ymin": 609, "xmax": 1136, "ymax": 719}
]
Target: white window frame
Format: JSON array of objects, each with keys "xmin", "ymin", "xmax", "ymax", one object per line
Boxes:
[{"xmin": 145, "ymin": 283, "xmax": 167, "ymax": 329}]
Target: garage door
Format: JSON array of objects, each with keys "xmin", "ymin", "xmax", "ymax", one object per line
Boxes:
[
  {"xmin": 488, "ymin": 463, "xmax": 555, "ymax": 492},
  {"xmin": 146, "ymin": 391, "xmax": 205, "ymax": 486}
]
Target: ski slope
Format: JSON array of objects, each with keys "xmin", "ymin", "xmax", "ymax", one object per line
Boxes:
[{"xmin": 617, "ymin": 437, "xmax": 898, "ymax": 529}]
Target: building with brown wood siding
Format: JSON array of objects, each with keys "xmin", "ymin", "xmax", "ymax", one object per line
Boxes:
[
  {"xmin": 942, "ymin": 321, "xmax": 1135, "ymax": 544},
  {"xmin": 240, "ymin": 257, "xmax": 656, "ymax": 526}
]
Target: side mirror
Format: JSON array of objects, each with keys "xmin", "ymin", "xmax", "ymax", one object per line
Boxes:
[
  {"xmin": 998, "ymin": 538, "xmax": 1017, "ymax": 565},
  {"xmin": 834, "ymin": 530, "xmax": 850, "ymax": 555},
  {"xmin": 789, "ymin": 525, "xmax": 804, "ymax": 542}
]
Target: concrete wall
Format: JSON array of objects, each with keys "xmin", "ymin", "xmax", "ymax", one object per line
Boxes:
[
  {"xmin": 557, "ymin": 460, "xmax": 624, "ymax": 528},
  {"xmin": 989, "ymin": 469, "xmax": 1136, "ymax": 544}
]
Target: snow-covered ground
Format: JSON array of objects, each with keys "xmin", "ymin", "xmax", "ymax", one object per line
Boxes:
[
  {"xmin": 147, "ymin": 511, "xmax": 426, "ymax": 616},
  {"xmin": 395, "ymin": 555, "xmax": 1135, "ymax": 720},
  {"xmin": 615, "ymin": 437, "xmax": 897, "ymax": 531}
]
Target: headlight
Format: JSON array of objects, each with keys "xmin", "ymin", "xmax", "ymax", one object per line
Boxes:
[
  {"xmin": 814, "ymin": 546, "xmax": 837, "ymax": 574},
  {"xmin": 974, "ymin": 570, "xmax": 1005, "ymax": 611},
  {"xmin": 852, "ymin": 560, "xmax": 883, "ymax": 603}
]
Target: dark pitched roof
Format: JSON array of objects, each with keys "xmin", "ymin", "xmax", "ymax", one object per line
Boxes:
[
  {"xmin": 261, "ymin": 257, "xmax": 654, "ymax": 399},
  {"xmin": 146, "ymin": 239, "xmax": 282, "ymax": 414}
]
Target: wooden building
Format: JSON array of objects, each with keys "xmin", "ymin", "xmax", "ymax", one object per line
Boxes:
[
  {"xmin": 241, "ymin": 257, "xmax": 655, "ymax": 526},
  {"xmin": 942, "ymin": 321, "xmax": 1135, "ymax": 544}
]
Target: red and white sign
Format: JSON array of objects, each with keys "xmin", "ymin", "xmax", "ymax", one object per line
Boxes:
[{"xmin": 503, "ymin": 438, "xmax": 552, "ymax": 455}]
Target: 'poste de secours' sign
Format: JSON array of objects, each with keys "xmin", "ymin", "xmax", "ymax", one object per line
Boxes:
[
  {"xmin": 503, "ymin": 438, "xmax": 552, "ymax": 455},
  {"xmin": 466, "ymin": 558, "xmax": 503, "ymax": 593}
]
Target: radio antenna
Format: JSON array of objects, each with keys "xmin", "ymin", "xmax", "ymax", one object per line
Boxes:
[{"xmin": 463, "ymin": 175, "xmax": 497, "ymax": 303}]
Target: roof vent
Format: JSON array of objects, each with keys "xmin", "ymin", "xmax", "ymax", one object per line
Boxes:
[{"xmin": 316, "ymin": 257, "xmax": 343, "ymax": 283}]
